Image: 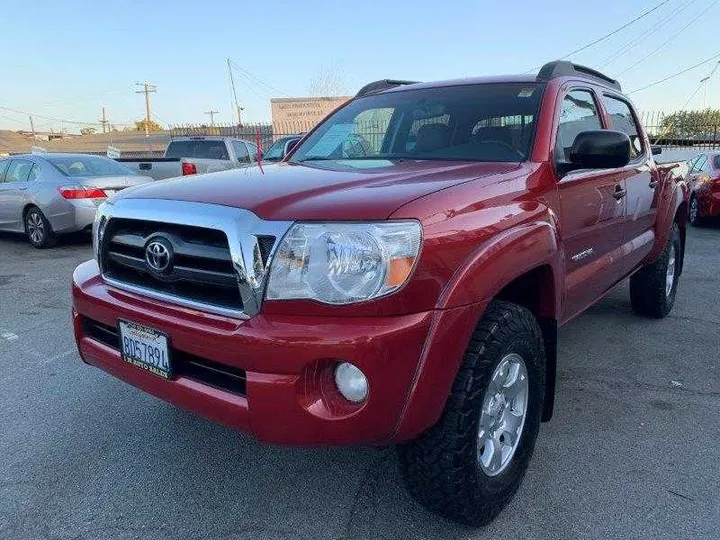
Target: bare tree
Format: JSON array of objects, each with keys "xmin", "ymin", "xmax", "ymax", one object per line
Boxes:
[{"xmin": 308, "ymin": 63, "xmax": 349, "ymax": 97}]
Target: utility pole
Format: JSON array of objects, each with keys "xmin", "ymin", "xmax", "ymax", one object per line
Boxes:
[
  {"xmin": 28, "ymin": 116, "xmax": 36, "ymax": 140},
  {"xmin": 99, "ymin": 106, "xmax": 109, "ymax": 133},
  {"xmin": 227, "ymin": 58, "xmax": 243, "ymax": 126},
  {"xmin": 135, "ymin": 81, "xmax": 157, "ymax": 137},
  {"xmin": 204, "ymin": 109, "xmax": 219, "ymax": 126},
  {"xmin": 236, "ymin": 105, "xmax": 244, "ymax": 127}
]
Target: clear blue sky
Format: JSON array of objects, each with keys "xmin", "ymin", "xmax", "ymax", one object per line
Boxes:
[{"xmin": 1, "ymin": 0, "xmax": 719, "ymax": 133}]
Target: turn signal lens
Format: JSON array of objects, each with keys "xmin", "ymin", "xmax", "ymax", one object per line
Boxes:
[
  {"xmin": 182, "ymin": 162, "xmax": 197, "ymax": 175},
  {"xmin": 385, "ymin": 256, "xmax": 416, "ymax": 288},
  {"xmin": 58, "ymin": 186, "xmax": 107, "ymax": 199}
]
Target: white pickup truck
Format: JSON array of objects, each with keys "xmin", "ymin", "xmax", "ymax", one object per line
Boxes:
[{"xmin": 116, "ymin": 136, "xmax": 260, "ymax": 180}]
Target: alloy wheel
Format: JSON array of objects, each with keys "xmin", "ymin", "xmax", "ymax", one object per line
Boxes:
[
  {"xmin": 666, "ymin": 242, "xmax": 676, "ymax": 298},
  {"xmin": 26, "ymin": 211, "xmax": 45, "ymax": 245},
  {"xmin": 477, "ymin": 353, "xmax": 529, "ymax": 476}
]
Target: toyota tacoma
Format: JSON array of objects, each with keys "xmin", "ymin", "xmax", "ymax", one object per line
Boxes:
[{"xmin": 72, "ymin": 61, "xmax": 689, "ymax": 525}]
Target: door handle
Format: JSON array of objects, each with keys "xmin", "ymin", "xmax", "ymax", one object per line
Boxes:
[
  {"xmin": 613, "ymin": 185, "xmax": 627, "ymax": 200},
  {"xmin": 649, "ymin": 179, "xmax": 659, "ymax": 188},
  {"xmin": 17, "ymin": 187, "xmax": 27, "ymax": 191}
]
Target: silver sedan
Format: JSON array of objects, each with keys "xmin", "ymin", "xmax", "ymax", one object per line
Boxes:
[{"xmin": 0, "ymin": 153, "xmax": 152, "ymax": 248}]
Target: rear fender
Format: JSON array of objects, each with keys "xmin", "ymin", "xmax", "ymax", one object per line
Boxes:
[{"xmin": 646, "ymin": 165, "xmax": 689, "ymax": 264}]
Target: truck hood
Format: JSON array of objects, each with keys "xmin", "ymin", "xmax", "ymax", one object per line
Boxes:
[{"xmin": 114, "ymin": 160, "xmax": 519, "ymax": 220}]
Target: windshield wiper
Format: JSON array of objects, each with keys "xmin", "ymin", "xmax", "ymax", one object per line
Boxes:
[{"xmin": 294, "ymin": 157, "xmax": 338, "ymax": 163}]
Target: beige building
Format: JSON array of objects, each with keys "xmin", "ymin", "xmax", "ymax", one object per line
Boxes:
[{"xmin": 270, "ymin": 96, "xmax": 351, "ymax": 135}]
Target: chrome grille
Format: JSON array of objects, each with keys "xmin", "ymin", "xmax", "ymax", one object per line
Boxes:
[
  {"xmin": 102, "ymin": 219, "xmax": 244, "ymax": 311},
  {"xmin": 96, "ymin": 199, "xmax": 293, "ymax": 318}
]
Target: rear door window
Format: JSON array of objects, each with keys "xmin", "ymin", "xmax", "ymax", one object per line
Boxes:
[
  {"xmin": 5, "ymin": 159, "xmax": 33, "ymax": 182},
  {"xmin": 602, "ymin": 95, "xmax": 643, "ymax": 159},
  {"xmin": 232, "ymin": 141, "xmax": 250, "ymax": 163},
  {"xmin": 714, "ymin": 155, "xmax": 720, "ymax": 170},
  {"xmin": 555, "ymin": 90, "xmax": 603, "ymax": 162},
  {"xmin": 0, "ymin": 160, "xmax": 9, "ymax": 182},
  {"xmin": 165, "ymin": 140, "xmax": 229, "ymax": 160},
  {"xmin": 27, "ymin": 164, "xmax": 41, "ymax": 181}
]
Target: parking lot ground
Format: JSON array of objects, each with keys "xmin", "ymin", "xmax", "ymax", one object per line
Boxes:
[{"xmin": 1, "ymin": 227, "xmax": 719, "ymax": 540}]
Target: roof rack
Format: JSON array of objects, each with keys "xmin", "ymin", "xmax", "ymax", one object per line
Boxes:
[
  {"xmin": 355, "ymin": 79, "xmax": 419, "ymax": 97},
  {"xmin": 537, "ymin": 61, "xmax": 621, "ymax": 91}
]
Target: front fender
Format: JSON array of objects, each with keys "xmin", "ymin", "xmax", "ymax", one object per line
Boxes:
[
  {"xmin": 392, "ymin": 218, "xmax": 562, "ymax": 441},
  {"xmin": 437, "ymin": 219, "xmax": 562, "ymax": 313}
]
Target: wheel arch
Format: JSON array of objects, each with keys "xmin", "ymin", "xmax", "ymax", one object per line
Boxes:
[
  {"xmin": 495, "ymin": 264, "xmax": 558, "ymax": 421},
  {"xmin": 393, "ymin": 223, "xmax": 563, "ymax": 441}
]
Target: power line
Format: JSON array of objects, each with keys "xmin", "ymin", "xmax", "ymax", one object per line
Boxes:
[
  {"xmin": 599, "ymin": 0, "xmax": 699, "ymax": 68},
  {"xmin": 0, "ymin": 113, "xmax": 27, "ymax": 125},
  {"xmin": 229, "ymin": 60, "xmax": 290, "ymax": 97},
  {"xmin": 227, "ymin": 58, "xmax": 243, "ymax": 125},
  {"xmin": 0, "ymin": 105, "xmax": 132, "ymax": 127},
  {"xmin": 151, "ymin": 111, "xmax": 171, "ymax": 126},
  {"xmin": 616, "ymin": 0, "xmax": 720, "ymax": 77},
  {"xmin": 524, "ymin": 0, "xmax": 672, "ymax": 72},
  {"xmin": 627, "ymin": 51, "xmax": 720, "ymax": 93}
]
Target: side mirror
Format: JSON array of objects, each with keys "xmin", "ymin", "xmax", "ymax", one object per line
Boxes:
[
  {"xmin": 283, "ymin": 139, "xmax": 299, "ymax": 157},
  {"xmin": 567, "ymin": 130, "xmax": 631, "ymax": 171},
  {"xmin": 651, "ymin": 145, "xmax": 663, "ymax": 155}
]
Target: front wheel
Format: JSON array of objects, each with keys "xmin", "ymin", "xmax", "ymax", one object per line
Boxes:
[
  {"xmin": 24, "ymin": 206, "xmax": 56, "ymax": 248},
  {"xmin": 398, "ymin": 301, "xmax": 545, "ymax": 526},
  {"xmin": 629, "ymin": 223, "xmax": 681, "ymax": 318}
]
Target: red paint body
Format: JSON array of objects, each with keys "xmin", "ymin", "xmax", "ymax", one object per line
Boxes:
[
  {"xmin": 689, "ymin": 152, "xmax": 720, "ymax": 218},
  {"xmin": 71, "ymin": 74, "xmax": 689, "ymax": 445}
]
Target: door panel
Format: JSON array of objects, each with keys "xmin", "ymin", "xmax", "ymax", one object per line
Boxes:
[
  {"xmin": 553, "ymin": 88, "xmax": 628, "ymax": 321},
  {"xmin": 600, "ymin": 95, "xmax": 658, "ymax": 273},
  {"xmin": 560, "ymin": 170, "xmax": 626, "ymax": 321},
  {"xmin": 0, "ymin": 160, "xmax": 31, "ymax": 229},
  {"xmin": 622, "ymin": 162, "xmax": 657, "ymax": 272}
]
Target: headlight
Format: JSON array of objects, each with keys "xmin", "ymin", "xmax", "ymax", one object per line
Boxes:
[
  {"xmin": 92, "ymin": 204, "xmax": 109, "ymax": 262},
  {"xmin": 266, "ymin": 221, "xmax": 421, "ymax": 304}
]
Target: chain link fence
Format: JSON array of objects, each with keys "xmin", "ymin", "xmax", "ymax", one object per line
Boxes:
[{"xmin": 13, "ymin": 112, "xmax": 720, "ymax": 161}]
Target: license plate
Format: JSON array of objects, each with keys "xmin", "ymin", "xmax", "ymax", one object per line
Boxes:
[{"xmin": 117, "ymin": 319, "xmax": 172, "ymax": 379}]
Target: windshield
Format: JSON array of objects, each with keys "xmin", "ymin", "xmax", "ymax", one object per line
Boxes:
[
  {"xmin": 165, "ymin": 140, "xmax": 229, "ymax": 160},
  {"xmin": 45, "ymin": 155, "xmax": 136, "ymax": 177},
  {"xmin": 264, "ymin": 137, "xmax": 296, "ymax": 161},
  {"xmin": 291, "ymin": 83, "xmax": 544, "ymax": 164}
]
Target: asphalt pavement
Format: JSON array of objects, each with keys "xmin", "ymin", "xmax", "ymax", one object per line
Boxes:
[{"xmin": 0, "ymin": 227, "xmax": 718, "ymax": 540}]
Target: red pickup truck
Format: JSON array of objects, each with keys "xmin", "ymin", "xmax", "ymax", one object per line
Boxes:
[{"xmin": 72, "ymin": 61, "xmax": 689, "ymax": 525}]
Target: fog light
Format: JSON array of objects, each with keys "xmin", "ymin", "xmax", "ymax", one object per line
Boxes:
[{"xmin": 334, "ymin": 362, "xmax": 368, "ymax": 403}]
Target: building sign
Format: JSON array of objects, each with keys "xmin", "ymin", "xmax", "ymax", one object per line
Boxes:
[{"xmin": 271, "ymin": 96, "xmax": 351, "ymax": 134}]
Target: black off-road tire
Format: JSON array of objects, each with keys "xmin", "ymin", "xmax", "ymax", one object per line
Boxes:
[
  {"xmin": 24, "ymin": 206, "xmax": 56, "ymax": 249},
  {"xmin": 398, "ymin": 300, "xmax": 545, "ymax": 526},
  {"xmin": 629, "ymin": 223, "xmax": 681, "ymax": 318}
]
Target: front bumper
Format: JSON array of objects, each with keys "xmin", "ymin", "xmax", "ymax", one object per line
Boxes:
[{"xmin": 72, "ymin": 260, "xmax": 452, "ymax": 445}]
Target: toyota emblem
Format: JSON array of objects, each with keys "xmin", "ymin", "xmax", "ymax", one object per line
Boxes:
[{"xmin": 145, "ymin": 239, "xmax": 173, "ymax": 273}]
